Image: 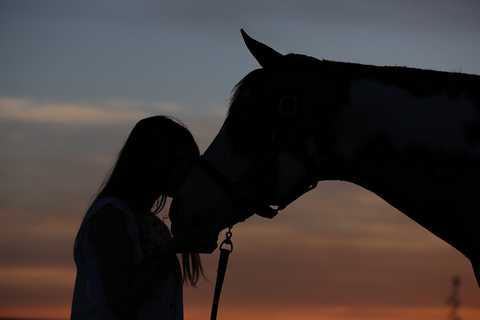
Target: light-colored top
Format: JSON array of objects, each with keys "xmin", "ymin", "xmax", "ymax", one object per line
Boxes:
[{"xmin": 71, "ymin": 196, "xmax": 183, "ymax": 320}]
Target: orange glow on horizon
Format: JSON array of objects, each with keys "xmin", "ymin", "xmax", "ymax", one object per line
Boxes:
[
  {"xmin": 0, "ymin": 305, "xmax": 69, "ymax": 320},
  {"xmin": 2, "ymin": 305, "xmax": 480, "ymax": 320},
  {"xmin": 187, "ymin": 305, "xmax": 480, "ymax": 320}
]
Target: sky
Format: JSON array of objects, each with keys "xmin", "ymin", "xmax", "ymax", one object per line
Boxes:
[{"xmin": 1, "ymin": 0, "xmax": 480, "ymax": 319}]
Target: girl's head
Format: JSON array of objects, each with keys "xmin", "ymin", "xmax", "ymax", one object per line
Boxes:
[
  {"xmin": 97, "ymin": 115, "xmax": 204, "ymax": 286},
  {"xmin": 101, "ymin": 115, "xmax": 200, "ymax": 201}
]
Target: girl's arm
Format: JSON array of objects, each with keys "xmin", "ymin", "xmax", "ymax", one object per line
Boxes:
[{"xmin": 90, "ymin": 205, "xmax": 138, "ymax": 320}]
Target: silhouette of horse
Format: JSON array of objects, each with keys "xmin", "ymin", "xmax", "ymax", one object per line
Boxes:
[{"xmin": 170, "ymin": 29, "xmax": 480, "ymax": 285}]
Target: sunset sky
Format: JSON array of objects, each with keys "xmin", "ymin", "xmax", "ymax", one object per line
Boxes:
[{"xmin": 1, "ymin": 1, "xmax": 480, "ymax": 319}]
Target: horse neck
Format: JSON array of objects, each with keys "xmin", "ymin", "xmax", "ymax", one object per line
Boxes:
[{"xmin": 310, "ymin": 67, "xmax": 480, "ymax": 266}]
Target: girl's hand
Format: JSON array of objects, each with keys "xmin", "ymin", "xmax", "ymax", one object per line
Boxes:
[{"xmin": 172, "ymin": 229, "xmax": 218, "ymax": 254}]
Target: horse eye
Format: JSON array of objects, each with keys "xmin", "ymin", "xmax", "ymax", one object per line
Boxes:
[{"xmin": 278, "ymin": 95, "xmax": 298, "ymax": 116}]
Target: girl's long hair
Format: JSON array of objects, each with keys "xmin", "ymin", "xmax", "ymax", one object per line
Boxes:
[{"xmin": 93, "ymin": 115, "xmax": 204, "ymax": 286}]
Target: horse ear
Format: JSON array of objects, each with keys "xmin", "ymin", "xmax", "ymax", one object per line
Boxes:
[{"xmin": 241, "ymin": 29, "xmax": 283, "ymax": 68}]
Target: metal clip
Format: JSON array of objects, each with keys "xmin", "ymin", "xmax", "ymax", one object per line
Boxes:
[{"xmin": 220, "ymin": 227, "xmax": 233, "ymax": 252}]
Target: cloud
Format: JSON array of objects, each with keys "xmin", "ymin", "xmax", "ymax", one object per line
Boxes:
[
  {"xmin": 0, "ymin": 266, "xmax": 73, "ymax": 293},
  {"xmin": 0, "ymin": 96, "xmax": 223, "ymax": 147},
  {"xmin": 0, "ymin": 97, "xmax": 149, "ymax": 125}
]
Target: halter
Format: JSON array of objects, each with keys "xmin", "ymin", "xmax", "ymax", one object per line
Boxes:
[
  {"xmin": 201, "ymin": 133, "xmax": 320, "ymax": 320},
  {"xmin": 202, "ymin": 95, "xmax": 321, "ymax": 319},
  {"xmin": 200, "ymin": 93, "xmax": 320, "ymax": 220},
  {"xmin": 198, "ymin": 133, "xmax": 320, "ymax": 221}
]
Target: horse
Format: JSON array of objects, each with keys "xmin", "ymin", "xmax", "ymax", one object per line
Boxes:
[{"xmin": 170, "ymin": 29, "xmax": 480, "ymax": 286}]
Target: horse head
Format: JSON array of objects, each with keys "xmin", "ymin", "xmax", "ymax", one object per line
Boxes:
[{"xmin": 169, "ymin": 30, "xmax": 343, "ymax": 253}]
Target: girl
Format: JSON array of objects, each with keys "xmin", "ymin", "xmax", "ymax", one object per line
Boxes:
[{"xmin": 71, "ymin": 116, "xmax": 206, "ymax": 320}]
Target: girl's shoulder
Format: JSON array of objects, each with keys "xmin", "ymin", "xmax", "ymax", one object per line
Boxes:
[
  {"xmin": 86, "ymin": 196, "xmax": 144, "ymax": 263},
  {"xmin": 90, "ymin": 204, "xmax": 127, "ymax": 241},
  {"xmin": 87, "ymin": 198, "xmax": 132, "ymax": 236}
]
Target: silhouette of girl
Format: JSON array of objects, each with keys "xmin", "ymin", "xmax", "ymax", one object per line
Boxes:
[{"xmin": 71, "ymin": 116, "xmax": 205, "ymax": 320}]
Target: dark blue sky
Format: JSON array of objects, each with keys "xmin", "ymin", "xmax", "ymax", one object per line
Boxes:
[{"xmin": 2, "ymin": 0, "xmax": 479, "ymax": 109}]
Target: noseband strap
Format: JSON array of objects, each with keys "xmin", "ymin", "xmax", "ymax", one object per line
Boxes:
[
  {"xmin": 198, "ymin": 135, "xmax": 320, "ymax": 220},
  {"xmin": 202, "ymin": 137, "xmax": 320, "ymax": 320},
  {"xmin": 198, "ymin": 157, "xmax": 235, "ymax": 197}
]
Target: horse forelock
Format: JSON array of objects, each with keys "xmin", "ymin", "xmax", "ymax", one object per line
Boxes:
[{"xmin": 225, "ymin": 68, "xmax": 272, "ymax": 152}]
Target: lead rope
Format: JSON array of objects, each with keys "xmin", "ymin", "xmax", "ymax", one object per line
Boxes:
[{"xmin": 210, "ymin": 226, "xmax": 234, "ymax": 320}]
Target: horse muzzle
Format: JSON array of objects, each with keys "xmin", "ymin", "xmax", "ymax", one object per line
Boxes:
[{"xmin": 169, "ymin": 198, "xmax": 220, "ymax": 253}]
